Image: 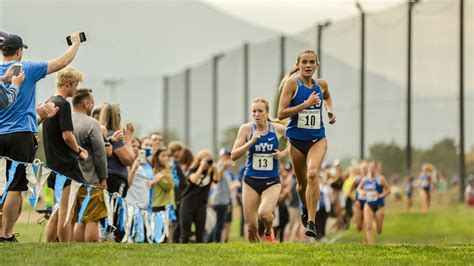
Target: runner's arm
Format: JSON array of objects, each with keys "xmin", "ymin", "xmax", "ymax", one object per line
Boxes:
[
  {"xmin": 231, "ymin": 124, "xmax": 254, "ymax": 161},
  {"xmin": 278, "ymin": 78, "xmax": 308, "ymax": 120},
  {"xmin": 379, "ymin": 176, "xmax": 391, "ymax": 198}
]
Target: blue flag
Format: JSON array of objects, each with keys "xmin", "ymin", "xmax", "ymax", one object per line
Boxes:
[
  {"xmin": 77, "ymin": 186, "xmax": 92, "ymax": 224},
  {"xmin": 53, "ymin": 173, "xmax": 68, "ymax": 210},
  {"xmin": 0, "ymin": 161, "xmax": 19, "ymax": 204}
]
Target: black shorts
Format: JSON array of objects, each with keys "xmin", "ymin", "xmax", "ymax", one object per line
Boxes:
[
  {"xmin": 289, "ymin": 138, "xmax": 324, "ymax": 155},
  {"xmin": 244, "ymin": 176, "xmax": 280, "ymax": 195},
  {"xmin": 107, "ymin": 174, "xmax": 129, "ymax": 197},
  {"xmin": 0, "ymin": 132, "xmax": 37, "ymax": 191},
  {"xmin": 367, "ymin": 203, "xmax": 385, "ymax": 213},
  {"xmin": 47, "ymin": 166, "xmax": 83, "ymax": 189}
]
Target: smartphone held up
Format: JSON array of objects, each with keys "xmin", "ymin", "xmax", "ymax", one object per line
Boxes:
[
  {"xmin": 139, "ymin": 149, "xmax": 147, "ymax": 164},
  {"xmin": 66, "ymin": 32, "xmax": 87, "ymax": 46},
  {"xmin": 12, "ymin": 64, "xmax": 22, "ymax": 76}
]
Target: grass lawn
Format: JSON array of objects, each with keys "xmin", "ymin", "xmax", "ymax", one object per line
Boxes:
[
  {"xmin": 0, "ymin": 243, "xmax": 473, "ymax": 265},
  {"xmin": 1, "ymin": 190, "xmax": 473, "ymax": 264}
]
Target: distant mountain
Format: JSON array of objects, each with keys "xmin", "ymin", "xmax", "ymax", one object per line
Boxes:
[{"xmin": 0, "ymin": 0, "xmax": 277, "ymax": 135}]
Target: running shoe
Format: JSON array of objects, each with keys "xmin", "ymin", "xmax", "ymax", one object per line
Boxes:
[
  {"xmin": 301, "ymin": 209, "xmax": 308, "ymax": 228},
  {"xmin": 0, "ymin": 234, "xmax": 19, "ymax": 243},
  {"xmin": 305, "ymin": 221, "xmax": 317, "ymax": 238},
  {"xmin": 264, "ymin": 229, "xmax": 276, "ymax": 243}
]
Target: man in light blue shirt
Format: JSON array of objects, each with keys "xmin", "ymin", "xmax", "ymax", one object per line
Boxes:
[{"xmin": 0, "ymin": 31, "xmax": 84, "ymax": 243}]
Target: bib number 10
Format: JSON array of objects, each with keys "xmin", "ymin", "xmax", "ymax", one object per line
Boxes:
[
  {"xmin": 305, "ymin": 116, "xmax": 317, "ymax": 126},
  {"xmin": 297, "ymin": 109, "xmax": 321, "ymax": 129}
]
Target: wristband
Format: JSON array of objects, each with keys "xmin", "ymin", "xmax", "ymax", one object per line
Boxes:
[{"xmin": 76, "ymin": 149, "xmax": 82, "ymax": 155}]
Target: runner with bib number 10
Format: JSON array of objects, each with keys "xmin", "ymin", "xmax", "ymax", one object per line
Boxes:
[
  {"xmin": 231, "ymin": 97, "xmax": 289, "ymax": 243},
  {"xmin": 277, "ymin": 49, "xmax": 336, "ymax": 238}
]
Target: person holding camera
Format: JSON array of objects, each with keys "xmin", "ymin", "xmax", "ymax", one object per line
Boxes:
[
  {"xmin": 179, "ymin": 150, "xmax": 222, "ymax": 243},
  {"xmin": 0, "ymin": 31, "xmax": 83, "ymax": 243},
  {"xmin": 71, "ymin": 88, "xmax": 108, "ymax": 242},
  {"xmin": 126, "ymin": 138, "xmax": 154, "ymax": 211}
]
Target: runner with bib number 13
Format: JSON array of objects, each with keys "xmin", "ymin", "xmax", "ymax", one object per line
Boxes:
[
  {"xmin": 277, "ymin": 49, "xmax": 336, "ymax": 238},
  {"xmin": 231, "ymin": 97, "xmax": 289, "ymax": 243}
]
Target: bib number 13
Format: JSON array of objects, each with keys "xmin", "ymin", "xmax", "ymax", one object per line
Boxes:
[{"xmin": 252, "ymin": 154, "xmax": 273, "ymax": 171}]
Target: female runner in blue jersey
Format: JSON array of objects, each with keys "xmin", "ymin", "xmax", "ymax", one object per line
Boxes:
[
  {"xmin": 419, "ymin": 163, "xmax": 435, "ymax": 215},
  {"xmin": 231, "ymin": 97, "xmax": 288, "ymax": 243},
  {"xmin": 349, "ymin": 161, "xmax": 368, "ymax": 232},
  {"xmin": 356, "ymin": 161, "xmax": 390, "ymax": 244},
  {"xmin": 277, "ymin": 49, "xmax": 336, "ymax": 237}
]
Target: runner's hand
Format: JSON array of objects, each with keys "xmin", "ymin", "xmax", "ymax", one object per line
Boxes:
[
  {"xmin": 328, "ymin": 112, "xmax": 336, "ymax": 124},
  {"xmin": 304, "ymin": 92, "xmax": 320, "ymax": 108},
  {"xmin": 272, "ymin": 149, "xmax": 284, "ymax": 160},
  {"xmin": 250, "ymin": 130, "xmax": 263, "ymax": 144}
]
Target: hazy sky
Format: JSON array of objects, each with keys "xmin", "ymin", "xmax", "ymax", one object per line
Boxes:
[{"xmin": 204, "ymin": 0, "xmax": 406, "ymax": 34}]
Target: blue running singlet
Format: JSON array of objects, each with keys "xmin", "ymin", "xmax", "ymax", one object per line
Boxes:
[
  {"xmin": 361, "ymin": 176, "xmax": 384, "ymax": 207},
  {"xmin": 243, "ymin": 122, "xmax": 279, "ymax": 179},
  {"xmin": 286, "ymin": 77, "xmax": 326, "ymax": 141}
]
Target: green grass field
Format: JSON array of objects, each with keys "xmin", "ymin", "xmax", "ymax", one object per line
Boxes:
[
  {"xmin": 1, "ymin": 243, "xmax": 473, "ymax": 265},
  {"xmin": 1, "ymin": 190, "xmax": 473, "ymax": 265}
]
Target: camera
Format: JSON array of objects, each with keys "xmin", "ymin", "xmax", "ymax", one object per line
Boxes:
[{"xmin": 207, "ymin": 159, "xmax": 213, "ymax": 166}]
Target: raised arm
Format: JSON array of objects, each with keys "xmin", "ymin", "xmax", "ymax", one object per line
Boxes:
[
  {"xmin": 231, "ymin": 123, "xmax": 256, "ymax": 161},
  {"xmin": 278, "ymin": 78, "xmax": 320, "ymax": 120},
  {"xmin": 47, "ymin": 32, "xmax": 82, "ymax": 75}
]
